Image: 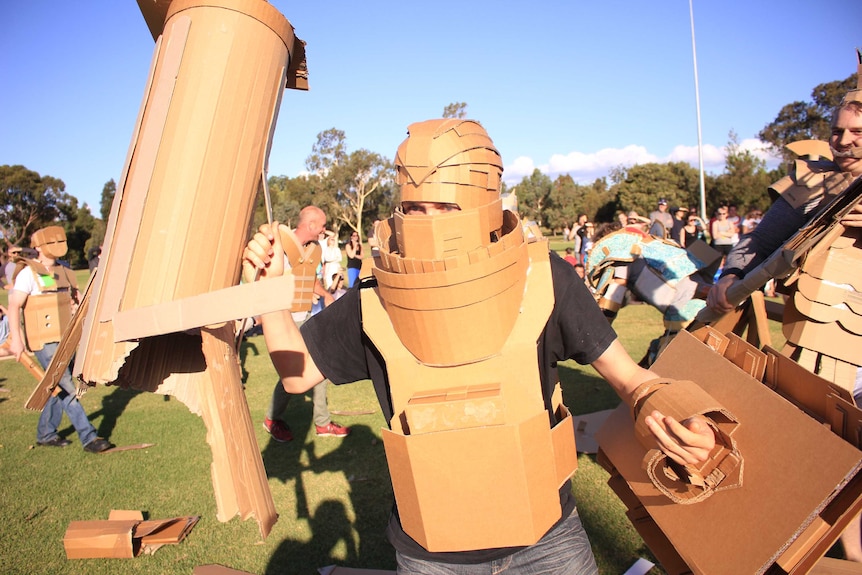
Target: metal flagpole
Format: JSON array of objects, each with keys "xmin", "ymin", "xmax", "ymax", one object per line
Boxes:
[{"xmin": 689, "ymin": 0, "xmax": 707, "ymax": 221}]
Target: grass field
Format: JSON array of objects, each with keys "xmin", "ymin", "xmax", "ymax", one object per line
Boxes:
[{"xmin": 0, "ymin": 265, "xmax": 786, "ymax": 575}]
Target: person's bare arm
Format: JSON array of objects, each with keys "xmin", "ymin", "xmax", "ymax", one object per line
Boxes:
[
  {"xmin": 7, "ymin": 289, "xmax": 28, "ymax": 360},
  {"xmin": 591, "ymin": 339, "xmax": 715, "ymax": 466},
  {"xmin": 243, "ymin": 222, "xmax": 326, "ymax": 393}
]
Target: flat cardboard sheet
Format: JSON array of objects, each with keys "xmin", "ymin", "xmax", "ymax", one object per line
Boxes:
[
  {"xmin": 572, "ymin": 409, "xmax": 614, "ymax": 454},
  {"xmin": 597, "ymin": 330, "xmax": 862, "ymax": 575}
]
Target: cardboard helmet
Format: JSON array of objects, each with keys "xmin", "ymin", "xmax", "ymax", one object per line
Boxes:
[
  {"xmin": 30, "ymin": 226, "xmax": 68, "ymax": 259},
  {"xmin": 392, "ymin": 119, "xmax": 504, "ymax": 261}
]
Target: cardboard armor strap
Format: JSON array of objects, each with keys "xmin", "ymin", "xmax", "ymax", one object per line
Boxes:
[
  {"xmin": 280, "ymin": 227, "xmax": 320, "ymax": 314},
  {"xmin": 630, "ymin": 378, "xmax": 742, "ymax": 504}
]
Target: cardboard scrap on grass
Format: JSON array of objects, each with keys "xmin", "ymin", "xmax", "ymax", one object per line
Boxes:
[{"xmin": 64, "ymin": 510, "xmax": 199, "ymax": 559}]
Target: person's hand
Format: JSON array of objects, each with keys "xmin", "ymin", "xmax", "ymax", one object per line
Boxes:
[
  {"xmin": 644, "ymin": 410, "xmax": 715, "ymax": 466},
  {"xmin": 840, "ymin": 201, "xmax": 862, "ymax": 228},
  {"xmin": 706, "ymin": 274, "xmax": 739, "ymax": 314},
  {"xmin": 8, "ymin": 336, "xmax": 25, "ymax": 361},
  {"xmin": 242, "ymin": 222, "xmax": 288, "ymax": 283}
]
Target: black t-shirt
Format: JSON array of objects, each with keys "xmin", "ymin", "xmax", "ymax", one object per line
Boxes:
[{"xmin": 301, "ymin": 251, "xmax": 618, "ymax": 563}]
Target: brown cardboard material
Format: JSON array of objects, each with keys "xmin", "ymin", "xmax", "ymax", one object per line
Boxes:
[
  {"xmin": 63, "ymin": 520, "xmax": 139, "ymax": 559},
  {"xmin": 597, "ymin": 329, "xmax": 862, "ymax": 575},
  {"xmin": 63, "ymin": 511, "xmax": 199, "ymax": 559},
  {"xmin": 363, "ymin": 239, "xmax": 578, "ymax": 551},
  {"xmin": 381, "ymin": 409, "xmax": 565, "ymax": 552},
  {"xmin": 572, "ymin": 409, "xmax": 615, "ymax": 454},
  {"xmin": 22, "ymin": 292, "xmax": 71, "ymax": 352},
  {"xmin": 64, "ymin": 0, "xmax": 309, "ymax": 539},
  {"xmin": 111, "ymin": 274, "xmax": 294, "ymax": 341},
  {"xmin": 810, "ymin": 557, "xmax": 862, "ymax": 574}
]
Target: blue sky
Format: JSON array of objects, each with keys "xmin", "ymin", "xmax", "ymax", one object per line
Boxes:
[{"xmin": 2, "ymin": 1, "xmax": 860, "ymax": 211}]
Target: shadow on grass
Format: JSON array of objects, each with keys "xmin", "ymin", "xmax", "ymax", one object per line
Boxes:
[
  {"xmin": 262, "ymin": 418, "xmax": 394, "ymax": 573},
  {"xmin": 57, "ymin": 385, "xmax": 144, "ymax": 442},
  {"xmin": 265, "ymin": 499, "xmax": 358, "ymax": 575}
]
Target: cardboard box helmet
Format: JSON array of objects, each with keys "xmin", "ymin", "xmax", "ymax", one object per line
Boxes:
[
  {"xmin": 30, "ymin": 226, "xmax": 68, "ymax": 259},
  {"xmin": 373, "ymin": 119, "xmax": 530, "ymax": 366}
]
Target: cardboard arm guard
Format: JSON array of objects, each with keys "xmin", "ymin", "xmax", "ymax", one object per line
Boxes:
[{"xmin": 631, "ymin": 379, "xmax": 743, "ymax": 504}]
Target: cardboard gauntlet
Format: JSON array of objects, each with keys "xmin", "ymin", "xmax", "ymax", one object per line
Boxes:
[{"xmin": 631, "ymin": 378, "xmax": 742, "ymax": 504}]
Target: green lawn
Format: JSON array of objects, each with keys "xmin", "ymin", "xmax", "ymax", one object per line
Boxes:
[{"xmin": 0, "ymin": 267, "xmax": 786, "ymax": 575}]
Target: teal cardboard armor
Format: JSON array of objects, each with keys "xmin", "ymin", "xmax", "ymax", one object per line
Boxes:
[{"xmin": 587, "ymin": 229, "xmax": 712, "ymax": 325}]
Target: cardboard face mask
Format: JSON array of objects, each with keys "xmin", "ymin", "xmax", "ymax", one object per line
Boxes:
[{"xmin": 31, "ymin": 226, "xmax": 68, "ymax": 259}]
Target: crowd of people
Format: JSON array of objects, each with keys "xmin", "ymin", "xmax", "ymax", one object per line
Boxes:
[{"xmin": 2, "ymin": 63, "xmax": 860, "ymax": 574}]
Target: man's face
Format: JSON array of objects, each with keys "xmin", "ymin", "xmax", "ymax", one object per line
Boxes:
[
  {"xmin": 401, "ymin": 201, "xmax": 461, "ymax": 216},
  {"xmin": 658, "ymin": 203, "xmax": 667, "ymax": 211},
  {"xmin": 831, "ymin": 107, "xmax": 862, "ymax": 176}
]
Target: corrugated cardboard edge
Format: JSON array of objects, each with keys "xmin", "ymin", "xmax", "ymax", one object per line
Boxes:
[{"xmin": 112, "ymin": 275, "xmax": 294, "ymax": 341}]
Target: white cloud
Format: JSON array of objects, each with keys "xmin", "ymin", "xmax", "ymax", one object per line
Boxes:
[{"xmin": 503, "ymin": 140, "xmax": 782, "ymax": 186}]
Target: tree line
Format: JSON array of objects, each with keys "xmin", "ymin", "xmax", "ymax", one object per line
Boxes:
[{"xmin": 0, "ymin": 75, "xmax": 851, "ymax": 269}]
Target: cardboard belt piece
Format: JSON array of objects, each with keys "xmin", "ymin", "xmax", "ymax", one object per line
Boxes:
[{"xmin": 596, "ymin": 329, "xmax": 862, "ymax": 575}]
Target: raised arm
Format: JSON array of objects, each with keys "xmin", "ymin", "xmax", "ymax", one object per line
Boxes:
[{"xmin": 242, "ymin": 222, "xmax": 326, "ymax": 393}]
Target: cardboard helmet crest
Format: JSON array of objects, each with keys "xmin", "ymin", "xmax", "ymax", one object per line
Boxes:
[
  {"xmin": 840, "ymin": 48, "xmax": 862, "ymax": 107},
  {"xmin": 392, "ymin": 119, "xmax": 504, "ymax": 260},
  {"xmin": 30, "ymin": 226, "xmax": 68, "ymax": 259}
]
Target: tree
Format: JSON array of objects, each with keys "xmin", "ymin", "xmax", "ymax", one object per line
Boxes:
[
  {"xmin": 63, "ymin": 201, "xmax": 99, "ymax": 269},
  {"xmin": 100, "ymin": 179, "xmax": 116, "ymax": 221},
  {"xmin": 0, "ymin": 165, "xmax": 75, "ymax": 247},
  {"xmin": 710, "ymin": 131, "xmax": 774, "ymax": 212},
  {"xmin": 610, "ymin": 162, "xmax": 702, "ymax": 217},
  {"xmin": 442, "ymin": 102, "xmax": 467, "ymax": 119},
  {"xmin": 758, "ymin": 74, "xmax": 855, "ymax": 161},
  {"xmin": 303, "ymin": 129, "xmax": 394, "ymax": 241},
  {"xmin": 513, "ymin": 169, "xmax": 552, "ymax": 226},
  {"xmin": 305, "ymin": 128, "xmax": 347, "ymax": 174}
]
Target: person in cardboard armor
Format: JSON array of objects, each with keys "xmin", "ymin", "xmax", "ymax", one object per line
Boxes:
[
  {"xmin": 707, "ymin": 60, "xmax": 862, "ymax": 560},
  {"xmin": 243, "ymin": 119, "xmax": 715, "ymax": 573},
  {"xmin": 7, "ymin": 226, "xmax": 112, "ymax": 452}
]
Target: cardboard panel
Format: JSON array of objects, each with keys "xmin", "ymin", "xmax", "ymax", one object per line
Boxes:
[
  {"xmin": 597, "ymin": 330, "xmax": 862, "ymax": 575},
  {"xmin": 63, "ymin": 520, "xmax": 137, "ymax": 559},
  {"xmin": 382, "ymin": 410, "xmax": 560, "ymax": 552}
]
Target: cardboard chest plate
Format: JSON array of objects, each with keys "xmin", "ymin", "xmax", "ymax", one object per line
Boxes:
[{"xmin": 596, "ymin": 330, "xmax": 862, "ymax": 575}]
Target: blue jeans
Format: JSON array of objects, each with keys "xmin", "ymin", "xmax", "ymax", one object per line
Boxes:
[
  {"xmin": 395, "ymin": 505, "xmax": 598, "ymax": 575},
  {"xmin": 347, "ymin": 267, "xmax": 360, "ymax": 288},
  {"xmin": 34, "ymin": 343, "xmax": 98, "ymax": 446}
]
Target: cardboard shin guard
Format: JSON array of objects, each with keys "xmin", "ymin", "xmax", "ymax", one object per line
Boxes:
[{"xmin": 631, "ymin": 379, "xmax": 742, "ymax": 504}]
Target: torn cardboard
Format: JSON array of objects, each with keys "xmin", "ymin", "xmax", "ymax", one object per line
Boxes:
[
  {"xmin": 596, "ymin": 329, "xmax": 862, "ymax": 575},
  {"xmin": 64, "ymin": 510, "xmax": 199, "ymax": 559},
  {"xmin": 60, "ymin": 0, "xmax": 309, "ymax": 539}
]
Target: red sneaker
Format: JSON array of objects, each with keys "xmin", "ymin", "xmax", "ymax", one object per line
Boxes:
[
  {"xmin": 315, "ymin": 421, "xmax": 350, "ymax": 437},
  {"xmin": 263, "ymin": 418, "xmax": 293, "ymax": 442}
]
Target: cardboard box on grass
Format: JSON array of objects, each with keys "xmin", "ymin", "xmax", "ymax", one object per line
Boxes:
[
  {"xmin": 596, "ymin": 329, "xmax": 862, "ymax": 575},
  {"xmin": 64, "ymin": 510, "xmax": 199, "ymax": 559}
]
